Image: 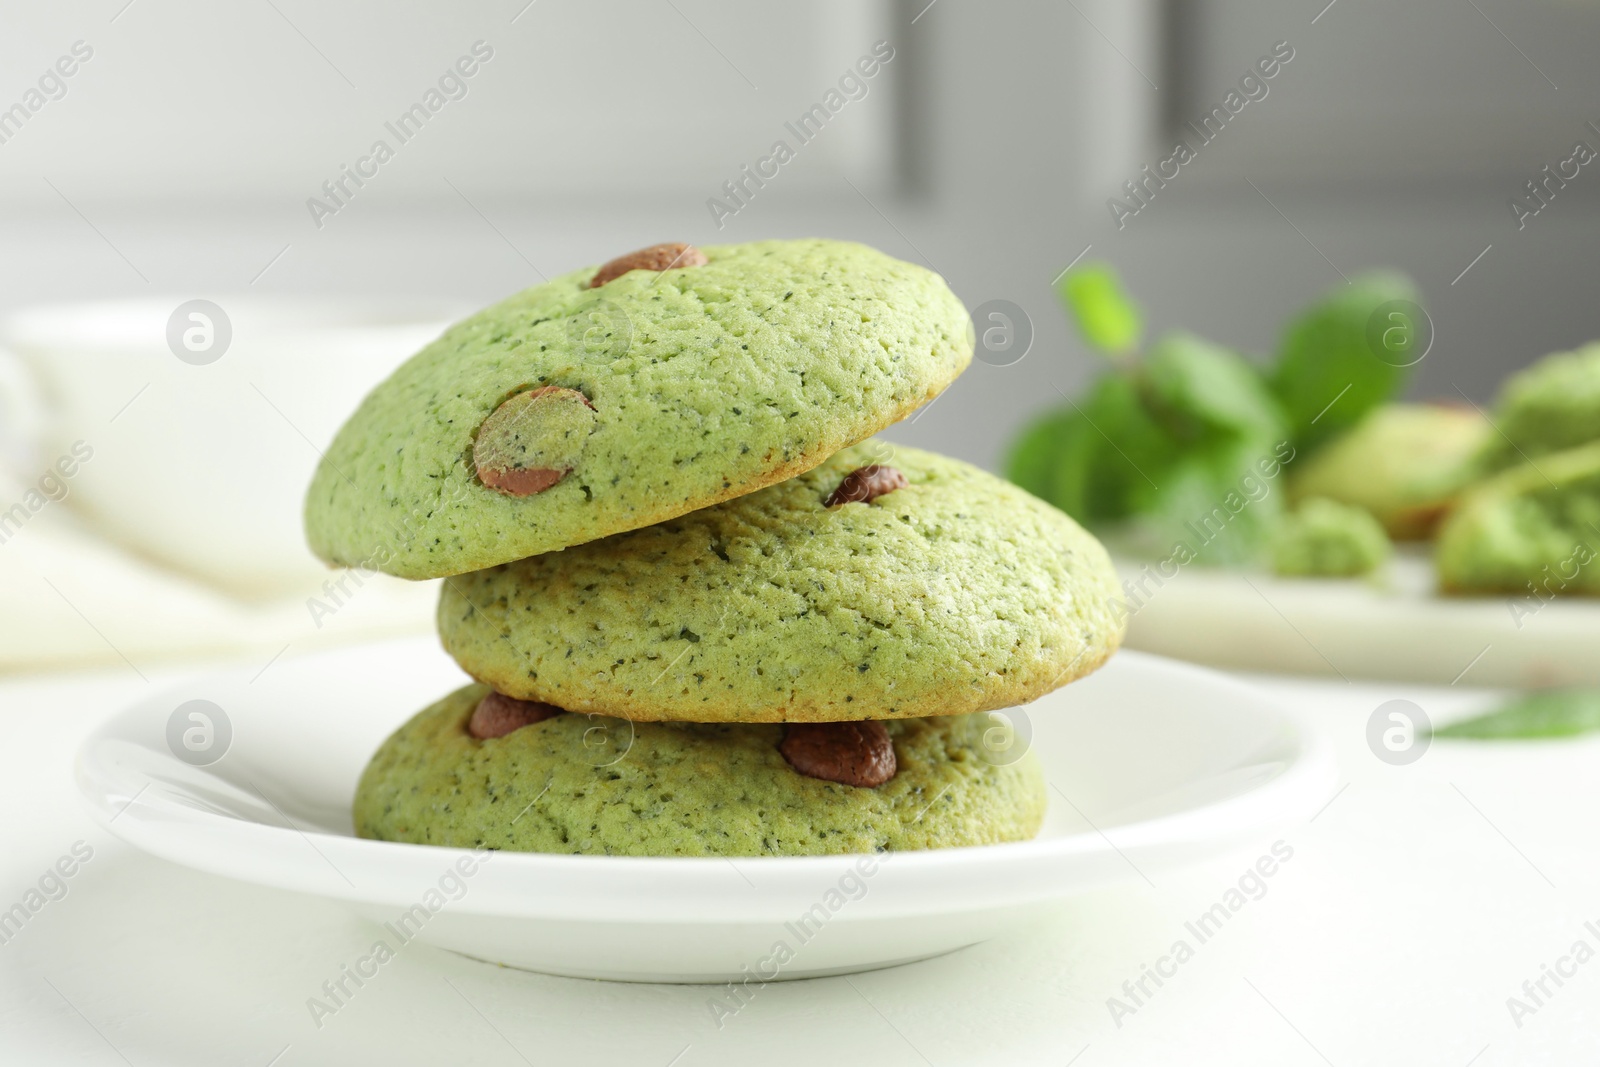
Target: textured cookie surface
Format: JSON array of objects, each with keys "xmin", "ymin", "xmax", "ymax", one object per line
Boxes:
[
  {"xmin": 353, "ymin": 684, "xmax": 1046, "ymax": 857},
  {"xmin": 439, "ymin": 443, "xmax": 1125, "ymax": 723},
  {"xmin": 305, "ymin": 239, "xmax": 971, "ymax": 578}
]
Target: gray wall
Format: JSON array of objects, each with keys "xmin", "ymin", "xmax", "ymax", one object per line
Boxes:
[{"xmin": 2, "ymin": 0, "xmax": 1596, "ymax": 472}]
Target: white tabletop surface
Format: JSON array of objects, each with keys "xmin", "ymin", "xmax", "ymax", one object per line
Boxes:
[{"xmin": 1, "ymin": 649, "xmax": 1595, "ymax": 1066}]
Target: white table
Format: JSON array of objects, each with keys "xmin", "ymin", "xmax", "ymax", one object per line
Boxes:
[{"xmin": 1, "ymin": 653, "xmax": 1593, "ymax": 1066}]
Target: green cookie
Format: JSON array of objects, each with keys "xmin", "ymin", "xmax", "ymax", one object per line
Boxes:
[
  {"xmin": 438, "ymin": 443, "xmax": 1125, "ymax": 723},
  {"xmin": 1270, "ymin": 497, "xmax": 1391, "ymax": 578},
  {"xmin": 1481, "ymin": 342, "xmax": 1600, "ymax": 471},
  {"xmin": 1287, "ymin": 404, "xmax": 1488, "ymax": 541},
  {"xmin": 305, "ymin": 239, "xmax": 972, "ymax": 578},
  {"xmin": 1436, "ymin": 440, "xmax": 1600, "ymax": 595},
  {"xmin": 353, "ymin": 684, "xmax": 1047, "ymax": 857}
]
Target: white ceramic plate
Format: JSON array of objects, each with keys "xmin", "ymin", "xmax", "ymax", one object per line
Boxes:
[
  {"xmin": 1121, "ymin": 548, "xmax": 1600, "ymax": 688},
  {"xmin": 77, "ymin": 638, "xmax": 1335, "ymax": 983}
]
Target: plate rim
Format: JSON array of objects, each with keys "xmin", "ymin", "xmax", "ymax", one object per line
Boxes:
[{"xmin": 76, "ymin": 643, "xmax": 1338, "ymax": 922}]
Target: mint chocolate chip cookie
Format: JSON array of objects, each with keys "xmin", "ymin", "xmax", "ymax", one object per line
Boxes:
[
  {"xmin": 438, "ymin": 443, "xmax": 1125, "ymax": 723},
  {"xmin": 1436, "ymin": 440, "xmax": 1600, "ymax": 595},
  {"xmin": 304, "ymin": 239, "xmax": 971, "ymax": 578},
  {"xmin": 353, "ymin": 684, "xmax": 1047, "ymax": 857}
]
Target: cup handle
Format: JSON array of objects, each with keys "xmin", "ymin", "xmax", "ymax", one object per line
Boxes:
[{"xmin": 0, "ymin": 345, "xmax": 49, "ymax": 479}]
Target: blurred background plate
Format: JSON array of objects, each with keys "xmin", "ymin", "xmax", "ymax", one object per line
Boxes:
[{"xmin": 1121, "ymin": 548, "xmax": 1600, "ymax": 688}]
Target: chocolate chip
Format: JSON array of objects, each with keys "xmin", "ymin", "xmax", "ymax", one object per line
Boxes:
[
  {"xmin": 825, "ymin": 465, "xmax": 908, "ymax": 507},
  {"xmin": 590, "ymin": 243, "xmax": 709, "ymax": 288},
  {"xmin": 474, "ymin": 386, "xmax": 597, "ymax": 497},
  {"xmin": 468, "ymin": 691, "xmax": 564, "ymax": 739},
  {"xmin": 480, "ymin": 466, "xmax": 565, "ymax": 496},
  {"xmin": 779, "ymin": 721, "xmax": 897, "ymax": 788}
]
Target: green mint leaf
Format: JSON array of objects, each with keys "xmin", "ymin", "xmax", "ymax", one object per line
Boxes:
[
  {"xmin": 1059, "ymin": 262, "xmax": 1142, "ymax": 357},
  {"xmin": 1005, "ymin": 406, "xmax": 1099, "ymax": 519},
  {"xmin": 1006, "ymin": 373, "xmax": 1180, "ymax": 524},
  {"xmin": 1269, "ymin": 271, "xmax": 1422, "ymax": 454},
  {"xmin": 1143, "ymin": 332, "xmax": 1287, "ymax": 442},
  {"xmin": 1132, "ymin": 434, "xmax": 1288, "ymax": 566},
  {"xmin": 1121, "ymin": 334, "xmax": 1291, "ymax": 564},
  {"xmin": 1432, "ymin": 689, "xmax": 1600, "ymax": 740},
  {"xmin": 1007, "ymin": 337, "xmax": 1293, "ymax": 567}
]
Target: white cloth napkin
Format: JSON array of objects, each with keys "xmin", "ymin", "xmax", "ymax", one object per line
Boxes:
[{"xmin": 0, "ymin": 473, "xmax": 437, "ymax": 673}]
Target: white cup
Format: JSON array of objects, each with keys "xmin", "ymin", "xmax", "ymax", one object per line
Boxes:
[{"xmin": 0, "ymin": 297, "xmax": 468, "ymax": 599}]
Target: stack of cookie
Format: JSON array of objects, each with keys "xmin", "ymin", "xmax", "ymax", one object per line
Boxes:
[{"xmin": 305, "ymin": 239, "xmax": 1123, "ymax": 857}]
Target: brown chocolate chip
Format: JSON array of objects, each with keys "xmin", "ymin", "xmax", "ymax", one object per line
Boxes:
[
  {"xmin": 825, "ymin": 465, "xmax": 908, "ymax": 507},
  {"xmin": 779, "ymin": 721, "xmax": 897, "ymax": 788},
  {"xmin": 481, "ymin": 466, "xmax": 565, "ymax": 496},
  {"xmin": 474, "ymin": 386, "xmax": 597, "ymax": 497},
  {"xmin": 468, "ymin": 691, "xmax": 564, "ymax": 739},
  {"xmin": 589, "ymin": 243, "xmax": 708, "ymax": 288}
]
